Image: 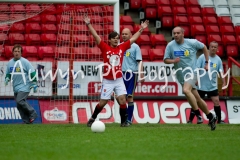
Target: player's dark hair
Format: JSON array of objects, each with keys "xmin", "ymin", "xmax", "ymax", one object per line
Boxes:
[
  {"xmin": 108, "ymin": 31, "xmax": 120, "ymax": 40},
  {"xmin": 12, "ymin": 44, "xmax": 23, "ymax": 53}
]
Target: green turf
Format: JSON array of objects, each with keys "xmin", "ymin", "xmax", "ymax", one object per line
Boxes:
[{"xmin": 0, "ymin": 124, "xmax": 239, "ymax": 160}]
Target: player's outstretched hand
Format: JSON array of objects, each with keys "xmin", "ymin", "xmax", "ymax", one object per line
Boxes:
[
  {"xmin": 4, "ymin": 77, "xmax": 10, "ymax": 86},
  {"xmin": 30, "ymin": 83, "xmax": 38, "ymax": 93},
  {"xmin": 83, "ymin": 14, "xmax": 90, "ymax": 24},
  {"xmin": 140, "ymin": 20, "xmax": 149, "ymax": 29}
]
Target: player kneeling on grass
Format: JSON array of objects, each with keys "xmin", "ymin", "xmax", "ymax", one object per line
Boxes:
[
  {"xmin": 5, "ymin": 44, "xmax": 38, "ymax": 124},
  {"xmin": 83, "ymin": 15, "xmax": 149, "ymax": 127},
  {"xmin": 187, "ymin": 41, "xmax": 226, "ymax": 124}
]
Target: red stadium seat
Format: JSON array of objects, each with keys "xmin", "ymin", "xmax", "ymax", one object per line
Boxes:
[
  {"xmin": 185, "ymin": 0, "xmax": 200, "ymax": 7},
  {"xmin": 120, "ymin": 16, "xmax": 134, "ymax": 26},
  {"xmin": 104, "ymin": 25, "xmax": 114, "ymax": 34},
  {"xmin": 0, "ymin": 4, "xmax": 10, "ymax": 11},
  {"xmin": 237, "ymin": 35, "xmax": 240, "ymax": 47},
  {"xmin": 73, "ymin": 34, "xmax": 88, "ymax": 45},
  {"xmin": 157, "ymin": 6, "xmax": 172, "ymax": 18},
  {"xmin": 155, "ymin": 45, "xmax": 166, "ymax": 52},
  {"xmin": 203, "ymin": 16, "xmax": 218, "ymax": 26},
  {"xmin": 208, "ymin": 34, "xmax": 223, "ymax": 45},
  {"xmin": 136, "ymin": 35, "xmax": 151, "ymax": 46},
  {"xmin": 220, "ymin": 25, "xmax": 235, "ymax": 36},
  {"xmin": 26, "ymin": 23, "xmax": 41, "ymax": 33},
  {"xmin": 174, "ymin": 16, "xmax": 189, "ymax": 26},
  {"xmin": 26, "ymin": 4, "xmax": 41, "ymax": 12},
  {"xmin": 26, "ymin": 15, "xmax": 41, "ymax": 23},
  {"xmin": 57, "ymin": 14, "xmax": 70, "ymax": 24},
  {"xmin": 171, "ymin": 0, "xmax": 185, "ymax": 6},
  {"xmin": 173, "ymin": 6, "xmax": 187, "ymax": 16},
  {"xmin": 195, "ymin": 35, "xmax": 207, "ymax": 44},
  {"xmin": 201, "ymin": 8, "xmax": 217, "ymax": 17},
  {"xmin": 149, "ymin": 48, "xmax": 164, "ymax": 61},
  {"xmin": 145, "ymin": 7, "xmax": 157, "ymax": 19},
  {"xmin": 216, "ymin": 45, "xmax": 224, "ymax": 57},
  {"xmin": 88, "ymin": 5, "xmax": 103, "ymax": 15},
  {"xmin": 88, "ymin": 46, "xmax": 102, "ymax": 60},
  {"xmin": 9, "ymin": 23, "xmax": 25, "ymax": 33},
  {"xmin": 0, "ymin": 14, "xmax": 9, "ymax": 21},
  {"xmin": 57, "ymin": 34, "xmax": 70, "ymax": 43},
  {"xmin": 150, "ymin": 34, "xmax": 167, "ymax": 47},
  {"xmin": 41, "ymin": 34, "xmax": 57, "ymax": 45},
  {"xmin": 129, "ymin": 0, "xmax": 141, "ymax": 9},
  {"xmin": 161, "ymin": 16, "xmax": 173, "ymax": 28},
  {"xmin": 187, "ymin": 6, "xmax": 201, "ymax": 16},
  {"xmin": 235, "ymin": 26, "xmax": 240, "ymax": 35},
  {"xmin": 41, "ymin": 24, "xmax": 57, "ymax": 33},
  {"xmin": 226, "ymin": 45, "xmax": 238, "ymax": 57},
  {"xmin": 222, "ymin": 35, "xmax": 237, "ymax": 46},
  {"xmin": 140, "ymin": 45, "xmax": 152, "ymax": 50},
  {"xmin": 206, "ymin": 25, "xmax": 220, "ymax": 35},
  {"xmin": 25, "ymin": 34, "xmax": 41, "ymax": 45},
  {"xmin": 0, "ymin": 25, "xmax": 10, "ymax": 32},
  {"xmin": 4, "ymin": 46, "xmax": 14, "ymax": 58},
  {"xmin": 120, "ymin": 25, "xmax": 134, "ymax": 33},
  {"xmin": 8, "ymin": 33, "xmax": 25, "ymax": 45},
  {"xmin": 41, "ymin": 14, "xmax": 56, "ymax": 24},
  {"xmin": 140, "ymin": 48, "xmax": 150, "ymax": 61},
  {"xmin": 181, "ymin": 25, "xmax": 190, "ymax": 38},
  {"xmin": 0, "ymin": 33, "xmax": 9, "ymax": 45},
  {"xmin": 9, "ymin": 14, "xmax": 25, "ymax": 21},
  {"xmin": 103, "ymin": 16, "xmax": 114, "ymax": 24},
  {"xmin": 73, "ymin": 47, "xmax": 88, "ymax": 60},
  {"xmin": 43, "ymin": 4, "xmax": 56, "ymax": 14},
  {"xmin": 56, "ymin": 46, "xmax": 71, "ymax": 59},
  {"xmin": 22, "ymin": 46, "xmax": 38, "ymax": 59},
  {"xmin": 134, "ymin": 25, "xmax": 151, "ymax": 35},
  {"xmin": 142, "ymin": 0, "xmax": 156, "ymax": 8},
  {"xmin": 189, "ymin": 16, "xmax": 203, "ymax": 24},
  {"xmin": 191, "ymin": 25, "xmax": 205, "ymax": 37},
  {"xmin": 218, "ymin": 16, "xmax": 233, "ymax": 26},
  {"xmin": 73, "ymin": 24, "xmax": 88, "ymax": 34},
  {"xmin": 102, "ymin": 5, "xmax": 113, "ymax": 16},
  {"xmin": 38, "ymin": 46, "xmax": 55, "ymax": 59},
  {"xmin": 92, "ymin": 24, "xmax": 103, "ymax": 34},
  {"xmin": 89, "ymin": 15, "xmax": 103, "ymax": 24},
  {"xmin": 10, "ymin": 4, "xmax": 25, "ymax": 12},
  {"xmin": 55, "ymin": 4, "xmax": 71, "ymax": 13},
  {"xmin": 57, "ymin": 24, "xmax": 70, "ymax": 34},
  {"xmin": 156, "ymin": 0, "xmax": 170, "ymax": 6}
]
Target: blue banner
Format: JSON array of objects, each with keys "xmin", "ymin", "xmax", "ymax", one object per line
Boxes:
[{"xmin": 0, "ymin": 99, "xmax": 42, "ymax": 124}]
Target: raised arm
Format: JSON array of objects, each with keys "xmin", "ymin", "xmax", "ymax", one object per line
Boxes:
[
  {"xmin": 83, "ymin": 15, "xmax": 101, "ymax": 45},
  {"xmin": 130, "ymin": 20, "xmax": 149, "ymax": 45}
]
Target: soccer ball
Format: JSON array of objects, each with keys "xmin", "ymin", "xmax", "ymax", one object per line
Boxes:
[{"xmin": 91, "ymin": 121, "xmax": 105, "ymax": 133}]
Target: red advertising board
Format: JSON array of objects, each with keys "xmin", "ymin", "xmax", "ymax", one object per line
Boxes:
[{"xmin": 39, "ymin": 100, "xmax": 228, "ymax": 124}]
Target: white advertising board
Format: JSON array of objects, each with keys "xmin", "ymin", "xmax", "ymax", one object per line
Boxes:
[
  {"xmin": 0, "ymin": 61, "xmax": 52, "ymax": 96},
  {"xmin": 226, "ymin": 100, "xmax": 240, "ymax": 124},
  {"xmin": 57, "ymin": 61, "xmax": 183, "ymax": 96}
]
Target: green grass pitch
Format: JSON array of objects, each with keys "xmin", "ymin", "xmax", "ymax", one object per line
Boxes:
[{"xmin": 0, "ymin": 123, "xmax": 239, "ymax": 160}]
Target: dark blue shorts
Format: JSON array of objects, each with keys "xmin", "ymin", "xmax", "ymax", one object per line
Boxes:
[{"xmin": 123, "ymin": 72, "xmax": 138, "ymax": 97}]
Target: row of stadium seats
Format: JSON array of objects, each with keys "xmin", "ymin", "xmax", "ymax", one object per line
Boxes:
[
  {"xmin": 0, "ymin": 45, "xmax": 102, "ymax": 61},
  {"xmin": 0, "ymin": 4, "xmax": 113, "ymax": 15}
]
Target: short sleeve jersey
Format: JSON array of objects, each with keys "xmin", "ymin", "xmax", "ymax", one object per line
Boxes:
[
  {"xmin": 98, "ymin": 40, "xmax": 131, "ymax": 80},
  {"xmin": 6, "ymin": 57, "xmax": 35, "ymax": 93},
  {"xmin": 163, "ymin": 39, "xmax": 204, "ymax": 84},
  {"xmin": 122, "ymin": 43, "xmax": 142, "ymax": 72},
  {"xmin": 196, "ymin": 54, "xmax": 223, "ymax": 91}
]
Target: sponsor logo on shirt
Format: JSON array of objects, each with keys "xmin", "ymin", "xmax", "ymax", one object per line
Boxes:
[
  {"xmin": 184, "ymin": 50, "xmax": 189, "ymax": 56},
  {"xmin": 210, "ymin": 62, "xmax": 217, "ymax": 68},
  {"xmin": 10, "ymin": 67, "xmax": 21, "ymax": 72}
]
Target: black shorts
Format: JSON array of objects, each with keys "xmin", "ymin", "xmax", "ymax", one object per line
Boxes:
[{"xmin": 197, "ymin": 89, "xmax": 219, "ymax": 99}]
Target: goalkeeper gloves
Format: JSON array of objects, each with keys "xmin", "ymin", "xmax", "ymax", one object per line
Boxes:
[
  {"xmin": 4, "ymin": 77, "xmax": 10, "ymax": 86},
  {"xmin": 30, "ymin": 82, "xmax": 38, "ymax": 93}
]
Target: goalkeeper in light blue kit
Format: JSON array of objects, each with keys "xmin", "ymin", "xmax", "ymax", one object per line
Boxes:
[
  {"xmin": 188, "ymin": 41, "xmax": 226, "ymax": 124},
  {"xmin": 163, "ymin": 26, "xmax": 217, "ymax": 131},
  {"xmin": 5, "ymin": 44, "xmax": 38, "ymax": 124}
]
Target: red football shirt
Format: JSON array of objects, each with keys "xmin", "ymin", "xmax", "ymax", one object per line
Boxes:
[{"xmin": 98, "ymin": 40, "xmax": 130, "ymax": 80}]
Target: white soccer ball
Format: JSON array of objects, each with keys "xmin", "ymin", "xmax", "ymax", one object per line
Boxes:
[{"xmin": 91, "ymin": 121, "xmax": 105, "ymax": 133}]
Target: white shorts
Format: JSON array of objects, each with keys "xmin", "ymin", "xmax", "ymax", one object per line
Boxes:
[{"xmin": 100, "ymin": 78, "xmax": 127, "ymax": 100}]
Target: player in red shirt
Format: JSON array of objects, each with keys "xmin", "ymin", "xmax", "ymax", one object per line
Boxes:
[{"xmin": 83, "ymin": 14, "xmax": 149, "ymax": 127}]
